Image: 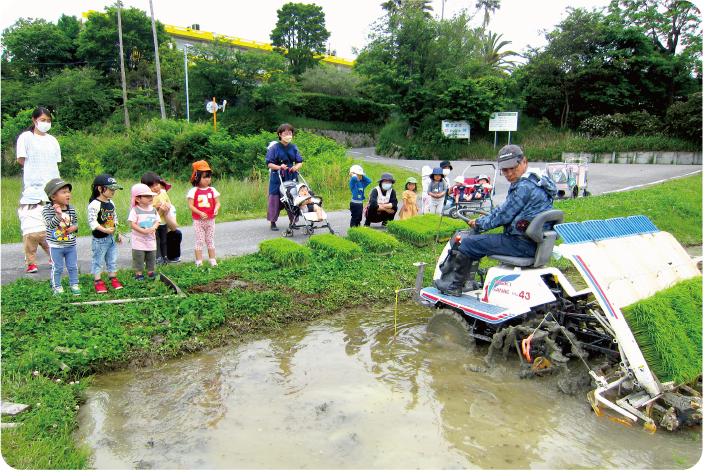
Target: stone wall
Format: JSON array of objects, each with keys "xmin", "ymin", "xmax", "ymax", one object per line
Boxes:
[
  {"xmin": 301, "ymin": 128, "xmax": 378, "ymax": 148},
  {"xmin": 562, "ymin": 151, "xmax": 702, "ymax": 165}
]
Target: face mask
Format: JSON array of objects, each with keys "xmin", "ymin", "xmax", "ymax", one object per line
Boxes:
[
  {"xmin": 382, "ymin": 183, "xmax": 392, "ymax": 190},
  {"xmin": 442, "ymin": 169, "xmax": 450, "ymax": 176},
  {"xmin": 282, "ymin": 135, "xmax": 293, "ymax": 143},
  {"xmin": 36, "ymin": 121, "xmax": 51, "ymax": 133}
]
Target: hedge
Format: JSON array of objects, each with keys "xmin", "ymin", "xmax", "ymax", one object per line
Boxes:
[
  {"xmin": 258, "ymin": 238, "xmax": 311, "ymax": 267},
  {"xmin": 347, "ymin": 226, "xmax": 398, "ymax": 254},
  {"xmin": 308, "ymin": 233, "xmax": 362, "ymax": 260},
  {"xmin": 291, "ymin": 93, "xmax": 394, "ymax": 124}
]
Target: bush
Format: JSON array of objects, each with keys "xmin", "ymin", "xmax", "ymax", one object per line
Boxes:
[
  {"xmin": 299, "ymin": 66, "xmax": 363, "ymax": 98},
  {"xmin": 347, "ymin": 226, "xmax": 398, "ymax": 253},
  {"xmin": 579, "ymin": 111, "xmax": 663, "ymax": 138},
  {"xmin": 308, "ymin": 233, "xmax": 362, "ymax": 260},
  {"xmin": 665, "ymin": 92, "xmax": 702, "ymax": 143},
  {"xmin": 291, "ymin": 93, "xmax": 394, "ymax": 124},
  {"xmin": 258, "ymin": 238, "xmax": 311, "ymax": 267},
  {"xmin": 386, "ymin": 214, "xmax": 467, "ymax": 246}
]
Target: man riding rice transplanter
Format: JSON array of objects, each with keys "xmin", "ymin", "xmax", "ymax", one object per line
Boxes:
[{"xmin": 433, "ymin": 145, "xmax": 557, "ymax": 297}]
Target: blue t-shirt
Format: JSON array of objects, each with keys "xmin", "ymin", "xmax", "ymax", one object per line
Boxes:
[{"xmin": 350, "ymin": 175, "xmax": 372, "ymax": 202}]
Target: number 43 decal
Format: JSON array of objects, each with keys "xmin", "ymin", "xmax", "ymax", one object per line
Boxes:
[{"xmin": 519, "ymin": 291, "xmax": 531, "ymax": 300}]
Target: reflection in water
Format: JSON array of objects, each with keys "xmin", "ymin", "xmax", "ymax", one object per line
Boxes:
[{"xmin": 76, "ymin": 304, "xmax": 702, "ymax": 469}]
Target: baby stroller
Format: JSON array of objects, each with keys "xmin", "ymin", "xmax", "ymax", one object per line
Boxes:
[
  {"xmin": 446, "ymin": 163, "xmax": 498, "ymax": 219},
  {"xmin": 545, "ymin": 156, "xmax": 590, "ymax": 200},
  {"xmin": 278, "ymin": 170, "xmax": 336, "ymax": 237}
]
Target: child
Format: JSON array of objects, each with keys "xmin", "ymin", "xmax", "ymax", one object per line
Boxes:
[
  {"xmin": 452, "ymin": 175, "xmax": 470, "ymax": 206},
  {"xmin": 128, "ymin": 184, "xmax": 160, "ymax": 281},
  {"xmin": 349, "ymin": 164, "xmax": 372, "ymax": 227},
  {"xmin": 141, "ymin": 172, "xmax": 182, "ymax": 264},
  {"xmin": 420, "ymin": 165, "xmax": 432, "ymax": 214},
  {"xmin": 427, "ymin": 167, "xmax": 448, "ymax": 215},
  {"xmin": 399, "ymin": 177, "xmax": 418, "ymax": 220},
  {"xmin": 294, "ymin": 184, "xmax": 325, "ymax": 220},
  {"xmin": 187, "ymin": 160, "xmax": 221, "ymax": 267},
  {"xmin": 87, "ymin": 174, "xmax": 124, "ymax": 293},
  {"xmin": 18, "ymin": 187, "xmax": 51, "ymax": 273},
  {"xmin": 42, "ymin": 178, "xmax": 80, "ymax": 295},
  {"xmin": 467, "ymin": 174, "xmax": 493, "ymax": 200}
]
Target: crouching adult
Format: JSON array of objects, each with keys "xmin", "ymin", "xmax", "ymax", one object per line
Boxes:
[
  {"xmin": 364, "ymin": 172, "xmax": 398, "ymax": 226},
  {"xmin": 434, "ymin": 145, "xmax": 557, "ymax": 296}
]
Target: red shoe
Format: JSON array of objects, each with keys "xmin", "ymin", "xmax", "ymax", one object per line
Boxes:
[
  {"xmin": 26, "ymin": 265, "xmax": 38, "ymax": 273},
  {"xmin": 110, "ymin": 278, "xmax": 124, "ymax": 290},
  {"xmin": 94, "ymin": 280, "xmax": 108, "ymax": 294}
]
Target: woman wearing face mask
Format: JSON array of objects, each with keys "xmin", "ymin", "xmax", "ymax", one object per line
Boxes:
[
  {"xmin": 16, "ymin": 107, "xmax": 62, "ymax": 205},
  {"xmin": 265, "ymin": 123, "xmax": 303, "ymax": 231},
  {"xmin": 364, "ymin": 172, "xmax": 398, "ymax": 227}
]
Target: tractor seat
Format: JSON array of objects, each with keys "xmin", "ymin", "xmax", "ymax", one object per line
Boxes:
[{"xmin": 488, "ymin": 210, "xmax": 564, "ymax": 268}]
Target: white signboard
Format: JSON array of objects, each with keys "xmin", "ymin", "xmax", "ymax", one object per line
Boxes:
[
  {"xmin": 489, "ymin": 112, "xmax": 519, "ymax": 131},
  {"xmin": 441, "ymin": 120, "xmax": 471, "ymax": 139}
]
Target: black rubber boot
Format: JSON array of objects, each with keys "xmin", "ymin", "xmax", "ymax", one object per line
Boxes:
[{"xmin": 433, "ymin": 252, "xmax": 477, "ymax": 297}]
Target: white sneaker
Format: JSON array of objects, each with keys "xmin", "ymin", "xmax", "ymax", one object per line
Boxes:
[{"xmin": 52, "ymin": 286, "xmax": 64, "ymax": 296}]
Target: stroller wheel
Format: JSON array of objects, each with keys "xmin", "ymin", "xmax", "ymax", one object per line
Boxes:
[
  {"xmin": 301, "ymin": 227, "xmax": 309, "ymax": 235},
  {"xmin": 308, "ymin": 227, "xmax": 315, "ymax": 236}
]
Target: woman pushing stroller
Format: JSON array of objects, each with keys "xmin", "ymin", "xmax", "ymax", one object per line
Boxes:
[{"xmin": 266, "ymin": 123, "xmax": 303, "ymax": 231}]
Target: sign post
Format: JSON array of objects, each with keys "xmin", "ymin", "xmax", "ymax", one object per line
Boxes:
[
  {"xmin": 441, "ymin": 120, "xmax": 471, "ymax": 146},
  {"xmin": 488, "ymin": 112, "xmax": 519, "ymax": 148}
]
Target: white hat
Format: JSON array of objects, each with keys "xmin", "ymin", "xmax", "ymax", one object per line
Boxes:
[
  {"xmin": 421, "ymin": 165, "xmax": 432, "ymax": 177},
  {"xmin": 350, "ymin": 164, "xmax": 364, "ymax": 175},
  {"xmin": 454, "ymin": 175, "xmax": 465, "ymax": 184}
]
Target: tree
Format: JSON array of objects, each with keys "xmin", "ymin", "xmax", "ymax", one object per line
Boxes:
[
  {"xmin": 479, "ymin": 31, "xmax": 518, "ymax": 71},
  {"xmin": 518, "ymin": 7, "xmax": 678, "ymax": 129},
  {"xmin": 77, "ymin": 6, "xmax": 170, "ymax": 74},
  {"xmin": 270, "ymin": 2, "xmax": 330, "ymax": 76},
  {"xmin": 1, "ymin": 18, "xmax": 75, "ymax": 80},
  {"xmin": 608, "ymin": 0, "xmax": 702, "ymax": 106},
  {"xmin": 299, "ymin": 65, "xmax": 362, "ymax": 97},
  {"xmin": 381, "ymin": 0, "xmax": 433, "ymax": 17},
  {"xmin": 475, "ymin": 0, "xmax": 501, "ymax": 29}
]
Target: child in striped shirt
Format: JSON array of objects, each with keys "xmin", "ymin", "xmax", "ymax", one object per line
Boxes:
[{"xmin": 42, "ymin": 178, "xmax": 80, "ymax": 296}]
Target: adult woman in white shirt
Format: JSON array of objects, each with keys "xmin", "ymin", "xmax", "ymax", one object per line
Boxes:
[{"xmin": 16, "ymin": 107, "xmax": 61, "ymax": 200}]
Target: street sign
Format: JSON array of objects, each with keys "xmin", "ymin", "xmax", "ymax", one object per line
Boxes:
[
  {"xmin": 489, "ymin": 112, "xmax": 518, "ymax": 131},
  {"xmin": 441, "ymin": 120, "xmax": 471, "ymax": 139}
]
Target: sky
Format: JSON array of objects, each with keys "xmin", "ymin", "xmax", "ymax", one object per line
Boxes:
[{"xmin": 1, "ymin": 0, "xmax": 614, "ymax": 61}]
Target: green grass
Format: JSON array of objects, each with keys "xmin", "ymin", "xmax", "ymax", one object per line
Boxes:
[
  {"xmin": 259, "ymin": 238, "xmax": 312, "ymax": 267},
  {"xmin": 347, "ymin": 226, "xmax": 399, "ymax": 253},
  {"xmin": 1, "ymin": 161, "xmax": 419, "ymax": 245},
  {"xmin": 308, "ymin": 233, "xmax": 363, "ymax": 260},
  {"xmin": 622, "ymin": 277, "xmax": 702, "ymax": 384},
  {"xmin": 386, "ymin": 213, "xmax": 469, "ymax": 246}
]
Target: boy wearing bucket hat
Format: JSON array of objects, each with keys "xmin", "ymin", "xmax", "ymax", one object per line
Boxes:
[
  {"xmin": 433, "ymin": 145, "xmax": 557, "ymax": 297},
  {"xmin": 128, "ymin": 183, "xmax": 160, "ymax": 281},
  {"xmin": 364, "ymin": 172, "xmax": 397, "ymax": 227},
  {"xmin": 349, "ymin": 164, "xmax": 372, "ymax": 227},
  {"xmin": 42, "ymin": 178, "xmax": 80, "ymax": 295}
]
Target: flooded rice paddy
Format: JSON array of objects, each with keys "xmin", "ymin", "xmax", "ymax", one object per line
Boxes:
[{"xmin": 76, "ymin": 303, "xmax": 702, "ymax": 469}]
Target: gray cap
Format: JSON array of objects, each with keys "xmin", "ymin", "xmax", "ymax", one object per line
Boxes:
[
  {"xmin": 497, "ymin": 145, "xmax": 525, "ymax": 169},
  {"xmin": 44, "ymin": 178, "xmax": 72, "ymax": 199},
  {"xmin": 378, "ymin": 172, "xmax": 396, "ymax": 183}
]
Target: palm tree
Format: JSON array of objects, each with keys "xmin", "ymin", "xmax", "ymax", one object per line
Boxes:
[
  {"xmin": 381, "ymin": 0, "xmax": 434, "ymax": 16},
  {"xmin": 480, "ymin": 31, "xmax": 519, "ymax": 71},
  {"xmin": 475, "ymin": 0, "xmax": 500, "ymax": 29}
]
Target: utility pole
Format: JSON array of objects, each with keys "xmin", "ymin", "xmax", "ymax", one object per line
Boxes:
[
  {"xmin": 116, "ymin": 0, "xmax": 130, "ymax": 128},
  {"xmin": 183, "ymin": 44, "xmax": 191, "ymax": 123},
  {"xmin": 149, "ymin": 0, "xmax": 166, "ymax": 121}
]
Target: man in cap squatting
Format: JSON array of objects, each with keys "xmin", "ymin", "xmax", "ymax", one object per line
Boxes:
[{"xmin": 433, "ymin": 145, "xmax": 557, "ymax": 296}]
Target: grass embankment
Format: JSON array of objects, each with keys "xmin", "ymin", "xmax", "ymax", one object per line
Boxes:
[
  {"xmin": 1, "ymin": 161, "xmax": 417, "ymax": 245},
  {"xmin": 1, "ymin": 173, "xmax": 700, "ymax": 468}
]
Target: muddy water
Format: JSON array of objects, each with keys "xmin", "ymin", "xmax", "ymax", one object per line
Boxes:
[{"xmin": 76, "ymin": 304, "xmax": 702, "ymax": 469}]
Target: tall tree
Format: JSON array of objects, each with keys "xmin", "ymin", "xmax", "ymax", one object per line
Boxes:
[
  {"xmin": 479, "ymin": 31, "xmax": 518, "ymax": 71},
  {"xmin": 77, "ymin": 6, "xmax": 170, "ymax": 74},
  {"xmin": 1, "ymin": 18, "xmax": 74, "ymax": 80},
  {"xmin": 608, "ymin": 0, "xmax": 702, "ymax": 106},
  {"xmin": 270, "ymin": 2, "xmax": 330, "ymax": 76},
  {"xmin": 475, "ymin": 0, "xmax": 501, "ymax": 29}
]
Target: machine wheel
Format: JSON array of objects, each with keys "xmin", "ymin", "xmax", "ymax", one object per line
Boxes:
[
  {"xmin": 301, "ymin": 227, "xmax": 309, "ymax": 235},
  {"xmin": 427, "ymin": 309, "xmax": 475, "ymax": 350},
  {"xmin": 572, "ymin": 185, "xmax": 579, "ymax": 199},
  {"xmin": 583, "ymin": 189, "xmax": 591, "ymax": 197}
]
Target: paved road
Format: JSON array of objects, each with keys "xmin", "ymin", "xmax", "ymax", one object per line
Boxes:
[{"xmin": 2, "ymin": 147, "xmax": 700, "ymax": 285}]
